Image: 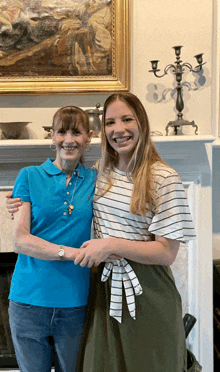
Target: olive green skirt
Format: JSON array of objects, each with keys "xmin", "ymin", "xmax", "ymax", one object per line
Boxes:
[{"xmin": 77, "ymin": 261, "xmax": 187, "ymax": 372}]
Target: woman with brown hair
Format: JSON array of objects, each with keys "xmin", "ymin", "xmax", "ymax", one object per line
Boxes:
[{"xmin": 5, "ymin": 106, "xmax": 98, "ymax": 372}]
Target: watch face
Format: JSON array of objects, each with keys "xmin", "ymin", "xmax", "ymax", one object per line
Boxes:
[{"xmin": 59, "ymin": 248, "xmax": 65, "ymax": 258}]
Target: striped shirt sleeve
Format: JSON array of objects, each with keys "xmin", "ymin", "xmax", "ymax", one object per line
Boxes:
[{"xmin": 148, "ymin": 171, "xmax": 196, "ymax": 243}]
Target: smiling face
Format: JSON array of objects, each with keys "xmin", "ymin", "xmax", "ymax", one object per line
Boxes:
[
  {"xmin": 104, "ymin": 99, "xmax": 140, "ymax": 169},
  {"xmin": 52, "ymin": 125, "xmax": 90, "ymax": 163},
  {"xmin": 51, "ymin": 106, "xmax": 92, "ymax": 173}
]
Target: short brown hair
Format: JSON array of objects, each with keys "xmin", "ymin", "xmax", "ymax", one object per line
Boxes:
[{"xmin": 52, "ymin": 106, "xmax": 90, "ymax": 134}]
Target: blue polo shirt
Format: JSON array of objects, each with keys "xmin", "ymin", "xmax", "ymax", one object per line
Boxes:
[{"xmin": 9, "ymin": 159, "xmax": 97, "ymax": 308}]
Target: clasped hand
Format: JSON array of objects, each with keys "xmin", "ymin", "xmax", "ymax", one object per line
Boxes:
[{"xmin": 74, "ymin": 238, "xmax": 121, "ymax": 268}]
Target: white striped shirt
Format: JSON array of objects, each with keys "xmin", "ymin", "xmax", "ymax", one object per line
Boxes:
[
  {"xmin": 93, "ymin": 162, "xmax": 196, "ymax": 243},
  {"xmin": 93, "ymin": 162, "xmax": 196, "ymax": 322}
]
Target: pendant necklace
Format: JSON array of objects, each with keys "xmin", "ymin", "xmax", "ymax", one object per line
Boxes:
[{"xmin": 67, "ymin": 170, "xmax": 80, "ymax": 215}]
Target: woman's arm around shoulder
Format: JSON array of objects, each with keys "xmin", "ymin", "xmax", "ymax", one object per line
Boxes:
[{"xmin": 6, "ymin": 190, "xmax": 22, "ymax": 220}]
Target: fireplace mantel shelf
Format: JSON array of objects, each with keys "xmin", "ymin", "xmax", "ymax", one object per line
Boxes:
[
  {"xmin": 0, "ymin": 134, "xmax": 216, "ymax": 148},
  {"xmin": 213, "ymin": 138, "xmax": 220, "ymax": 147},
  {"xmin": 0, "ymin": 135, "xmax": 215, "ymax": 167}
]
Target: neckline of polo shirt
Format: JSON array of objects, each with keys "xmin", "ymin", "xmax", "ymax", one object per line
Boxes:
[{"xmin": 42, "ymin": 159, "xmax": 85, "ymax": 178}]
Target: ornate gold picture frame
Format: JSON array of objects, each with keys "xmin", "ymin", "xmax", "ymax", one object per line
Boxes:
[{"xmin": 0, "ymin": 0, "xmax": 130, "ymax": 94}]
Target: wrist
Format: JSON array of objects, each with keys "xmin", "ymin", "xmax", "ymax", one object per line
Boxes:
[
  {"xmin": 109, "ymin": 238, "xmax": 120, "ymax": 255},
  {"xmin": 64, "ymin": 247, "xmax": 77, "ymax": 261}
]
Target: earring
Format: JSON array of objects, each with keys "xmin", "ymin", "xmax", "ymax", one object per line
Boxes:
[
  {"xmin": 85, "ymin": 144, "xmax": 91, "ymax": 152},
  {"xmin": 50, "ymin": 144, "xmax": 56, "ymax": 151}
]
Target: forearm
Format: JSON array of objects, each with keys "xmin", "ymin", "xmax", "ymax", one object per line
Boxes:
[
  {"xmin": 14, "ymin": 232, "xmax": 77, "ymax": 261},
  {"xmin": 76, "ymin": 236, "xmax": 179, "ymax": 268},
  {"xmin": 109, "ymin": 238, "xmax": 177, "ymax": 266}
]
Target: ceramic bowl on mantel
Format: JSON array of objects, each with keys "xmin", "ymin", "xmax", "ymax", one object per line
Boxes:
[{"xmin": 0, "ymin": 122, "xmax": 30, "ymax": 139}]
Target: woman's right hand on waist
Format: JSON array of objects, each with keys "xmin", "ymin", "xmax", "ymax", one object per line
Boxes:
[{"xmin": 6, "ymin": 190, "xmax": 22, "ymax": 220}]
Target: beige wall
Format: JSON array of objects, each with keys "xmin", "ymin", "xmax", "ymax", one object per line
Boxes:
[
  {"xmin": 132, "ymin": 0, "xmax": 213, "ymax": 135},
  {"xmin": 0, "ymin": 0, "xmax": 214, "ymax": 139}
]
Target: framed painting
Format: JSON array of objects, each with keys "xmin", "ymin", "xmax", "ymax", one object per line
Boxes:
[{"xmin": 0, "ymin": 0, "xmax": 130, "ymax": 94}]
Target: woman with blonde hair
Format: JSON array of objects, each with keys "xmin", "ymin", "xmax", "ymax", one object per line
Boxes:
[{"xmin": 74, "ymin": 92, "xmax": 196, "ymax": 372}]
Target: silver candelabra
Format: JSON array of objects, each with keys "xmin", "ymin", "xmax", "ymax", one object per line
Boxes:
[{"xmin": 149, "ymin": 46, "xmax": 206, "ymax": 135}]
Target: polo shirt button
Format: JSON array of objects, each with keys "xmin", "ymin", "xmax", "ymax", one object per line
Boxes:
[
  {"xmin": 67, "ymin": 191, "xmax": 70, "ymax": 195},
  {"xmin": 69, "ymin": 182, "xmax": 72, "ymax": 185},
  {"xmin": 63, "ymin": 212, "xmax": 67, "ymax": 216},
  {"xmin": 64, "ymin": 202, "xmax": 67, "ymax": 205},
  {"xmin": 73, "ymin": 172, "xmax": 76, "ymax": 175}
]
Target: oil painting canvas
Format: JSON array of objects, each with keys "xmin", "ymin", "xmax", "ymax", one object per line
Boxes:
[{"xmin": 0, "ymin": 0, "xmax": 130, "ymax": 93}]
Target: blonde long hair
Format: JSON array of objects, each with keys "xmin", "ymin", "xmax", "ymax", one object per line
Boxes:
[{"xmin": 96, "ymin": 92, "xmax": 166, "ymax": 216}]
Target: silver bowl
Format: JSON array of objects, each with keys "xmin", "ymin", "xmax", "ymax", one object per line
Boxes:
[
  {"xmin": 42, "ymin": 126, "xmax": 52, "ymax": 139},
  {"xmin": 0, "ymin": 122, "xmax": 30, "ymax": 139}
]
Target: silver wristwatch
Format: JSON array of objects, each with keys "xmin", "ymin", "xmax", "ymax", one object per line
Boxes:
[{"xmin": 58, "ymin": 246, "xmax": 65, "ymax": 261}]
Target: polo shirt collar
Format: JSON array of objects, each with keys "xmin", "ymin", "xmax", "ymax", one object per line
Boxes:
[{"xmin": 42, "ymin": 158, "xmax": 85, "ymax": 178}]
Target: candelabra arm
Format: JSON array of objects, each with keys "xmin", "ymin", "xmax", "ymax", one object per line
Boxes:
[
  {"xmin": 182, "ymin": 62, "xmax": 206, "ymax": 73},
  {"xmin": 151, "ymin": 64, "xmax": 175, "ymax": 78},
  {"xmin": 190, "ymin": 63, "xmax": 206, "ymax": 73},
  {"xmin": 164, "ymin": 64, "xmax": 176, "ymax": 74},
  {"xmin": 182, "ymin": 62, "xmax": 192, "ymax": 71}
]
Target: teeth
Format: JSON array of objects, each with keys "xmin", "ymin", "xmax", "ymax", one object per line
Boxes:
[
  {"xmin": 115, "ymin": 136, "xmax": 131, "ymax": 143},
  {"xmin": 63, "ymin": 146, "xmax": 76, "ymax": 150}
]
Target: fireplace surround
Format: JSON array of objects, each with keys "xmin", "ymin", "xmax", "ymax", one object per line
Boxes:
[
  {"xmin": 0, "ymin": 252, "xmax": 18, "ymax": 369},
  {"xmin": 0, "ymin": 135, "xmax": 214, "ymax": 371}
]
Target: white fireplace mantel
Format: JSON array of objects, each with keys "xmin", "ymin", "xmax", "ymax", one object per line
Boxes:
[
  {"xmin": 0, "ymin": 135, "xmax": 214, "ymax": 371},
  {"xmin": 0, "ymin": 134, "xmax": 215, "ymax": 149},
  {"xmin": 0, "ymin": 134, "xmax": 214, "ymax": 185},
  {"xmin": 0, "ymin": 134, "xmax": 215, "ymax": 162}
]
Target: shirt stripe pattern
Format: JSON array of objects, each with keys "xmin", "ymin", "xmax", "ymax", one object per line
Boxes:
[
  {"xmin": 94, "ymin": 162, "xmax": 196, "ymax": 322},
  {"xmin": 101, "ymin": 258, "xmax": 143, "ymax": 323}
]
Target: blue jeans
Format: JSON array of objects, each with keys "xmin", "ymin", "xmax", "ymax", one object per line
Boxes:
[{"xmin": 9, "ymin": 300, "xmax": 87, "ymax": 372}]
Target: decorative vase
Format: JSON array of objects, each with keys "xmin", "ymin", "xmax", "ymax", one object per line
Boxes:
[{"xmin": 0, "ymin": 122, "xmax": 30, "ymax": 139}]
